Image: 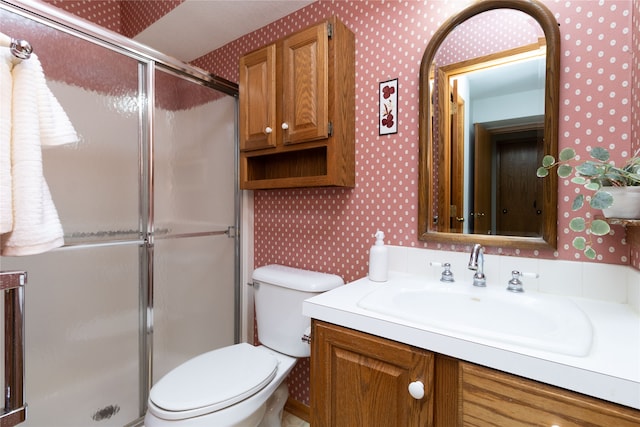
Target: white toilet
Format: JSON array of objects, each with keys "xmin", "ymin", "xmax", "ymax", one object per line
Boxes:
[{"xmin": 144, "ymin": 264, "xmax": 343, "ymax": 427}]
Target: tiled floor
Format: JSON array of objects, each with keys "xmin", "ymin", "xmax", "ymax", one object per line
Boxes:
[{"xmin": 282, "ymin": 411, "xmax": 310, "ymax": 427}]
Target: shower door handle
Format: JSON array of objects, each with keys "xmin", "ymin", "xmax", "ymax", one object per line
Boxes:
[{"xmin": 0, "ymin": 271, "xmax": 27, "ymax": 427}]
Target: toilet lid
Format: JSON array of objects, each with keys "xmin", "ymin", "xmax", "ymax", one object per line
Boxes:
[{"xmin": 149, "ymin": 343, "xmax": 278, "ymax": 414}]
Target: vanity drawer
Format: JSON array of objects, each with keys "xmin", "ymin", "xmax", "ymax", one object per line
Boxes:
[{"xmin": 460, "ymin": 362, "xmax": 640, "ymax": 426}]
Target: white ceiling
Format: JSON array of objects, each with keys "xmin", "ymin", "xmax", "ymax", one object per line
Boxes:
[{"xmin": 133, "ymin": 0, "xmax": 313, "ymax": 62}]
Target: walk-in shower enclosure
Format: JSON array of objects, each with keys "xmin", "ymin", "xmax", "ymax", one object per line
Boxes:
[{"xmin": 0, "ymin": 2, "xmax": 240, "ymax": 426}]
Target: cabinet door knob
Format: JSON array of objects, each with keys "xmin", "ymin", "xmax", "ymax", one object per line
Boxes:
[
  {"xmin": 281, "ymin": 122, "xmax": 289, "ymax": 130},
  {"xmin": 265, "ymin": 126, "xmax": 273, "ymax": 134},
  {"xmin": 408, "ymin": 381, "xmax": 424, "ymax": 399}
]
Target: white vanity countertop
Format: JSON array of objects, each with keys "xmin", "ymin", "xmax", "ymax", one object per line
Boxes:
[{"xmin": 302, "ymin": 271, "xmax": 640, "ymax": 410}]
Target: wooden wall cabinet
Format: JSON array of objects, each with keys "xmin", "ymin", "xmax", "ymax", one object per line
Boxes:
[
  {"xmin": 311, "ymin": 321, "xmax": 640, "ymax": 427},
  {"xmin": 239, "ymin": 17, "xmax": 355, "ymax": 190}
]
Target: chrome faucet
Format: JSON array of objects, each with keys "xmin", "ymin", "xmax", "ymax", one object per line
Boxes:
[{"xmin": 468, "ymin": 243, "xmax": 486, "ymax": 287}]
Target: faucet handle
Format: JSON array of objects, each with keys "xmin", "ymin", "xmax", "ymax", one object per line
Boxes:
[
  {"xmin": 430, "ymin": 262, "xmax": 455, "ymax": 283},
  {"xmin": 507, "ymin": 271, "xmax": 539, "ymax": 293}
]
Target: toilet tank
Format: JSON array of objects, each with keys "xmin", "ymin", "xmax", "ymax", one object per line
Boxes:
[{"xmin": 252, "ymin": 265, "xmax": 343, "ymax": 357}]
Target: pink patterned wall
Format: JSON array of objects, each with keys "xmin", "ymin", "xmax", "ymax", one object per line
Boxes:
[
  {"xmin": 632, "ymin": 0, "xmax": 640, "ymax": 269},
  {"xmin": 42, "ymin": 0, "xmax": 123, "ymax": 33},
  {"xmin": 42, "ymin": 0, "xmax": 184, "ymax": 37},
  {"xmin": 634, "ymin": 0, "xmax": 640, "ymax": 156},
  {"xmin": 43, "ymin": 0, "xmax": 638, "ymax": 270},
  {"xmin": 195, "ymin": 0, "xmax": 640, "ymax": 405},
  {"xmin": 197, "ymin": 0, "xmax": 638, "ymax": 278}
]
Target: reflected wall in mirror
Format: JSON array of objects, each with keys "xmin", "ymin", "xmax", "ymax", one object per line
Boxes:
[{"xmin": 418, "ymin": 0, "xmax": 560, "ymax": 250}]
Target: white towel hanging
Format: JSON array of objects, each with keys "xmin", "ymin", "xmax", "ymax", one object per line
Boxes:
[
  {"xmin": 0, "ymin": 50, "xmax": 78, "ymax": 256},
  {"xmin": 0, "ymin": 49, "xmax": 13, "ymax": 234}
]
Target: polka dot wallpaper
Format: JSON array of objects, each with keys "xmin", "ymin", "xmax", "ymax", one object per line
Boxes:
[
  {"xmin": 634, "ymin": 0, "xmax": 640, "ymax": 157},
  {"xmin": 194, "ymin": 0, "xmax": 640, "ymax": 405},
  {"xmin": 41, "ymin": 0, "xmax": 639, "ymax": 271},
  {"xmin": 43, "ymin": 0, "xmax": 123, "ymax": 33},
  {"xmin": 631, "ymin": 0, "xmax": 640, "ymax": 268},
  {"xmin": 119, "ymin": 0, "xmax": 185, "ymax": 38},
  {"xmin": 42, "ymin": 0, "xmax": 185, "ymax": 37},
  {"xmin": 197, "ymin": 0, "xmax": 639, "ymax": 279}
]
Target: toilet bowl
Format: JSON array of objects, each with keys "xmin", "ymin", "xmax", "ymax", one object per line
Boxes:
[
  {"xmin": 144, "ymin": 265, "xmax": 343, "ymax": 427},
  {"xmin": 144, "ymin": 344, "xmax": 296, "ymax": 427}
]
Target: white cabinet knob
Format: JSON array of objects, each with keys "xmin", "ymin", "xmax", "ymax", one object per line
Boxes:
[
  {"xmin": 408, "ymin": 381, "xmax": 424, "ymax": 399},
  {"xmin": 281, "ymin": 122, "xmax": 289, "ymax": 130},
  {"xmin": 265, "ymin": 127, "xmax": 273, "ymax": 134}
]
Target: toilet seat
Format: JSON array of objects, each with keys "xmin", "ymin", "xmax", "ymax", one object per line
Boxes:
[{"xmin": 149, "ymin": 343, "xmax": 278, "ymax": 420}]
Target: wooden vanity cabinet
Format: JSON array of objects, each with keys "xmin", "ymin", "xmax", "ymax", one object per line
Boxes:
[
  {"xmin": 456, "ymin": 361, "xmax": 640, "ymax": 427},
  {"xmin": 310, "ymin": 320, "xmax": 434, "ymax": 427},
  {"xmin": 310, "ymin": 321, "xmax": 640, "ymax": 427},
  {"xmin": 239, "ymin": 17, "xmax": 355, "ymax": 189}
]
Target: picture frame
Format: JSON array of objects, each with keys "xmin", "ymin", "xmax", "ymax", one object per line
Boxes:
[{"xmin": 379, "ymin": 78, "xmax": 398, "ymax": 135}]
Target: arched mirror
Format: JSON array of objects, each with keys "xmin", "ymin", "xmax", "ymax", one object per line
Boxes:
[{"xmin": 418, "ymin": 0, "xmax": 560, "ymax": 250}]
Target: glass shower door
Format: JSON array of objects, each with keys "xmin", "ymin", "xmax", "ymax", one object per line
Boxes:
[
  {"xmin": 151, "ymin": 68, "xmax": 237, "ymax": 382},
  {"xmin": 3, "ymin": 246, "xmax": 141, "ymax": 427},
  {"xmin": 0, "ymin": 4, "xmax": 239, "ymax": 426},
  {"xmin": 0, "ymin": 6, "xmax": 143, "ymax": 426}
]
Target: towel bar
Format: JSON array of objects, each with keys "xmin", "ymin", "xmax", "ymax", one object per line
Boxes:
[
  {"xmin": 0, "ymin": 32, "xmax": 32, "ymax": 60},
  {"xmin": 0, "ymin": 271, "xmax": 27, "ymax": 427}
]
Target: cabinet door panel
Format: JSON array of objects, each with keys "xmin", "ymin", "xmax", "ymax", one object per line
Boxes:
[
  {"xmin": 282, "ymin": 23, "xmax": 329, "ymax": 145},
  {"xmin": 311, "ymin": 321, "xmax": 433, "ymax": 427},
  {"xmin": 461, "ymin": 362, "xmax": 640, "ymax": 427},
  {"xmin": 239, "ymin": 45, "xmax": 276, "ymax": 151}
]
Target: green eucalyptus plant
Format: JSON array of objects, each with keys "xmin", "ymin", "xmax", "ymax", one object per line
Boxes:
[{"xmin": 537, "ymin": 147, "xmax": 640, "ymax": 259}]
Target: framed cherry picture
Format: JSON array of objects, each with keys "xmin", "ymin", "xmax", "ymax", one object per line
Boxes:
[{"xmin": 379, "ymin": 78, "xmax": 398, "ymax": 135}]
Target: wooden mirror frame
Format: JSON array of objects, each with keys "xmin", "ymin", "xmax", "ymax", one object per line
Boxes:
[{"xmin": 418, "ymin": 0, "xmax": 560, "ymax": 250}]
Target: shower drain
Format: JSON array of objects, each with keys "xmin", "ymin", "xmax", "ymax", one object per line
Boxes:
[{"xmin": 91, "ymin": 404, "xmax": 120, "ymax": 422}]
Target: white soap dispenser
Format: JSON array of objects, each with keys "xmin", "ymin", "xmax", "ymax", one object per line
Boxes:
[{"xmin": 368, "ymin": 230, "xmax": 388, "ymax": 282}]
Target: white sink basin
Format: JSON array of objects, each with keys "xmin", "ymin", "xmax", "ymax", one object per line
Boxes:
[{"xmin": 357, "ymin": 278, "xmax": 593, "ymax": 357}]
